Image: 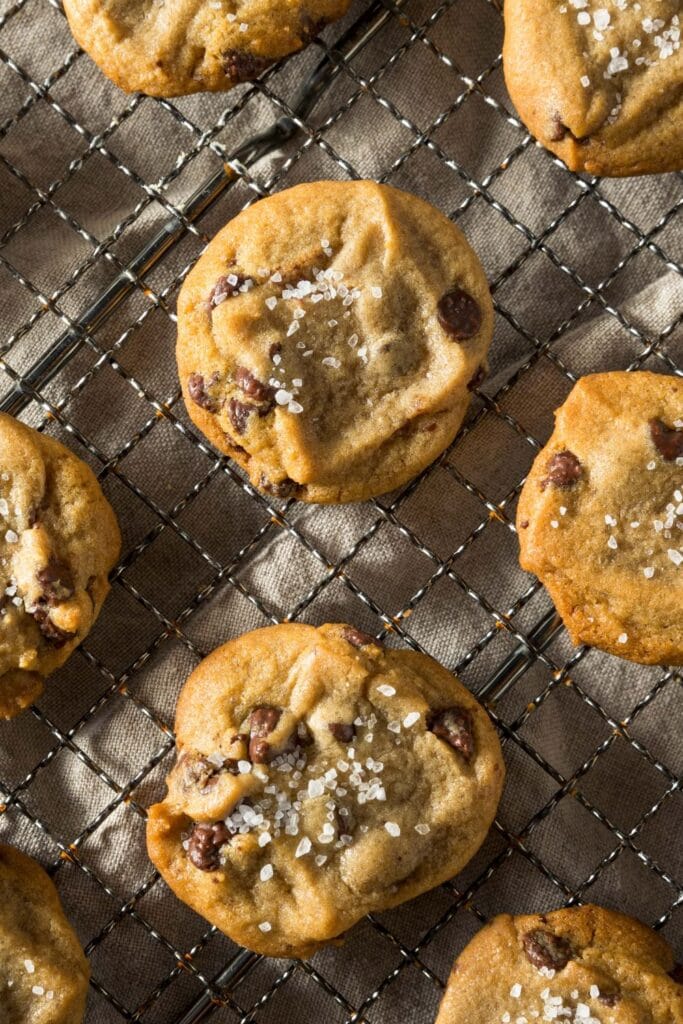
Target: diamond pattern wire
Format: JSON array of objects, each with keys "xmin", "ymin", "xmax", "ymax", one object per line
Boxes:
[{"xmin": 0, "ymin": 0, "xmax": 681, "ymax": 1020}]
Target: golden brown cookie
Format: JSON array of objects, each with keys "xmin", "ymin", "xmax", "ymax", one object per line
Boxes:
[
  {"xmin": 0, "ymin": 843, "xmax": 90, "ymax": 1023},
  {"xmin": 503, "ymin": 0, "xmax": 683, "ymax": 176},
  {"xmin": 436, "ymin": 905, "xmax": 682, "ymax": 1024},
  {"xmin": 146, "ymin": 623, "xmax": 505, "ymax": 958},
  {"xmin": 517, "ymin": 372, "xmax": 682, "ymax": 665},
  {"xmin": 62, "ymin": 0, "xmax": 351, "ymax": 96},
  {"xmin": 0, "ymin": 415, "xmax": 121, "ymax": 718},
  {"xmin": 177, "ymin": 181, "xmax": 494, "ymax": 504}
]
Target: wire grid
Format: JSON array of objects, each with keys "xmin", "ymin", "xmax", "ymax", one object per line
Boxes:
[{"xmin": 0, "ymin": 0, "xmax": 681, "ymax": 1019}]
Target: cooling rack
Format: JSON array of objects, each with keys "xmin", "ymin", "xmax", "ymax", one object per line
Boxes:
[{"xmin": 0, "ymin": 0, "xmax": 681, "ymax": 1019}]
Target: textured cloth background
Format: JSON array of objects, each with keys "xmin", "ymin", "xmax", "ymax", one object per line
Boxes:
[{"xmin": 0, "ymin": 0, "xmax": 681, "ymax": 1020}]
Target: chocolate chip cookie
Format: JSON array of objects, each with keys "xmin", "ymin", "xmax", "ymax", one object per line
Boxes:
[
  {"xmin": 62, "ymin": 0, "xmax": 351, "ymax": 96},
  {"xmin": 146, "ymin": 623, "xmax": 505, "ymax": 958},
  {"xmin": 176, "ymin": 180, "xmax": 494, "ymax": 504},
  {"xmin": 0, "ymin": 415, "xmax": 121, "ymax": 718},
  {"xmin": 517, "ymin": 372, "xmax": 682, "ymax": 665},
  {"xmin": 503, "ymin": 0, "xmax": 683, "ymax": 176},
  {"xmin": 0, "ymin": 843, "xmax": 90, "ymax": 1022},
  {"xmin": 436, "ymin": 905, "xmax": 682, "ymax": 1024}
]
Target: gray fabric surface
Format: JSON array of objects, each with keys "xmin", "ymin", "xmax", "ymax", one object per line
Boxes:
[{"xmin": 0, "ymin": 0, "xmax": 681, "ymax": 1019}]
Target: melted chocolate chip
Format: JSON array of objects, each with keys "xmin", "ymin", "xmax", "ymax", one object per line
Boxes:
[
  {"xmin": 669, "ymin": 963, "xmax": 683, "ymax": 984},
  {"xmin": 427, "ymin": 706, "xmax": 475, "ymax": 762},
  {"xmin": 341, "ymin": 626, "xmax": 381, "ymax": 649},
  {"xmin": 437, "ymin": 288, "xmax": 482, "ymax": 341},
  {"xmin": 209, "ymin": 274, "xmax": 245, "ymax": 307},
  {"xmin": 650, "ymin": 418, "xmax": 683, "ymax": 462},
  {"xmin": 259, "ymin": 475, "xmax": 300, "ymax": 499},
  {"xmin": 187, "ymin": 372, "xmax": 221, "ymax": 413},
  {"xmin": 541, "ymin": 450, "xmax": 582, "ymax": 490},
  {"xmin": 235, "ymin": 366, "xmax": 276, "ymax": 405},
  {"xmin": 467, "ymin": 365, "xmax": 487, "ymax": 391},
  {"xmin": 248, "ymin": 706, "xmax": 282, "ymax": 764},
  {"xmin": 186, "ymin": 821, "xmax": 232, "ymax": 871},
  {"xmin": 31, "ymin": 606, "xmax": 76, "ymax": 648},
  {"xmin": 522, "ymin": 929, "xmax": 573, "ymax": 972},
  {"xmin": 36, "ymin": 558, "xmax": 74, "ymax": 606},
  {"xmin": 549, "ymin": 114, "xmax": 569, "ymax": 142},
  {"xmin": 222, "ymin": 50, "xmax": 272, "ymax": 83},
  {"xmin": 228, "ymin": 398, "xmax": 254, "ymax": 436},
  {"xmin": 181, "ymin": 754, "xmax": 238, "ymax": 791},
  {"xmin": 328, "ymin": 722, "xmax": 356, "ymax": 743}
]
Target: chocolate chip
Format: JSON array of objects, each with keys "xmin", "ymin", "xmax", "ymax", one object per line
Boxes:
[
  {"xmin": 188, "ymin": 372, "xmax": 221, "ymax": 413},
  {"xmin": 228, "ymin": 398, "xmax": 254, "ymax": 436},
  {"xmin": 36, "ymin": 557, "xmax": 74, "ymax": 606},
  {"xmin": 549, "ymin": 114, "xmax": 569, "ymax": 142},
  {"xmin": 427, "ymin": 706, "xmax": 475, "ymax": 762},
  {"xmin": 186, "ymin": 821, "xmax": 232, "ymax": 871},
  {"xmin": 259, "ymin": 475, "xmax": 300, "ymax": 499},
  {"xmin": 31, "ymin": 606, "xmax": 76, "ymax": 648},
  {"xmin": 522, "ymin": 929, "xmax": 573, "ymax": 972},
  {"xmin": 235, "ymin": 366, "xmax": 276, "ymax": 405},
  {"xmin": 437, "ymin": 288, "xmax": 482, "ymax": 341},
  {"xmin": 222, "ymin": 50, "xmax": 272, "ymax": 83},
  {"xmin": 519, "ymin": 520, "xmax": 529, "ymax": 529},
  {"xmin": 181, "ymin": 754, "xmax": 238, "ymax": 791},
  {"xmin": 670, "ymin": 964, "xmax": 683, "ymax": 984},
  {"xmin": 248, "ymin": 706, "xmax": 282, "ymax": 764},
  {"xmin": 597, "ymin": 992, "xmax": 620, "ymax": 1006},
  {"xmin": 209, "ymin": 274, "xmax": 245, "ymax": 307},
  {"xmin": 467, "ymin": 365, "xmax": 487, "ymax": 391},
  {"xmin": 328, "ymin": 722, "xmax": 355, "ymax": 743},
  {"xmin": 341, "ymin": 626, "xmax": 381, "ymax": 649},
  {"xmin": 541, "ymin": 450, "xmax": 582, "ymax": 490},
  {"xmin": 650, "ymin": 418, "xmax": 683, "ymax": 462}
]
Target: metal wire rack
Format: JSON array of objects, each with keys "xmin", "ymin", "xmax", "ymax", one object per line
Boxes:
[{"xmin": 0, "ymin": 0, "xmax": 681, "ymax": 1019}]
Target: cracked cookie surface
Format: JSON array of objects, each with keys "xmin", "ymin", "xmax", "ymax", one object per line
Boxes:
[
  {"xmin": 176, "ymin": 180, "xmax": 494, "ymax": 504},
  {"xmin": 62, "ymin": 0, "xmax": 351, "ymax": 96},
  {"xmin": 503, "ymin": 0, "xmax": 682, "ymax": 175},
  {"xmin": 0, "ymin": 843, "xmax": 90, "ymax": 1023},
  {"xmin": 146, "ymin": 622, "xmax": 505, "ymax": 958},
  {"xmin": 517, "ymin": 372, "xmax": 682, "ymax": 665},
  {"xmin": 436, "ymin": 905, "xmax": 682, "ymax": 1024},
  {"xmin": 0, "ymin": 414, "xmax": 121, "ymax": 718}
]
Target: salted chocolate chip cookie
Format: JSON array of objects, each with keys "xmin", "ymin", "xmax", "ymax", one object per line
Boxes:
[
  {"xmin": 503, "ymin": 0, "xmax": 682, "ymax": 176},
  {"xmin": 436, "ymin": 905, "xmax": 682, "ymax": 1024},
  {"xmin": 177, "ymin": 180, "xmax": 494, "ymax": 504},
  {"xmin": 62, "ymin": 0, "xmax": 350, "ymax": 96},
  {"xmin": 517, "ymin": 372, "xmax": 682, "ymax": 665},
  {"xmin": 146, "ymin": 623, "xmax": 505, "ymax": 958},
  {"xmin": 0, "ymin": 843, "xmax": 90, "ymax": 1022},
  {"xmin": 0, "ymin": 415, "xmax": 121, "ymax": 718}
]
